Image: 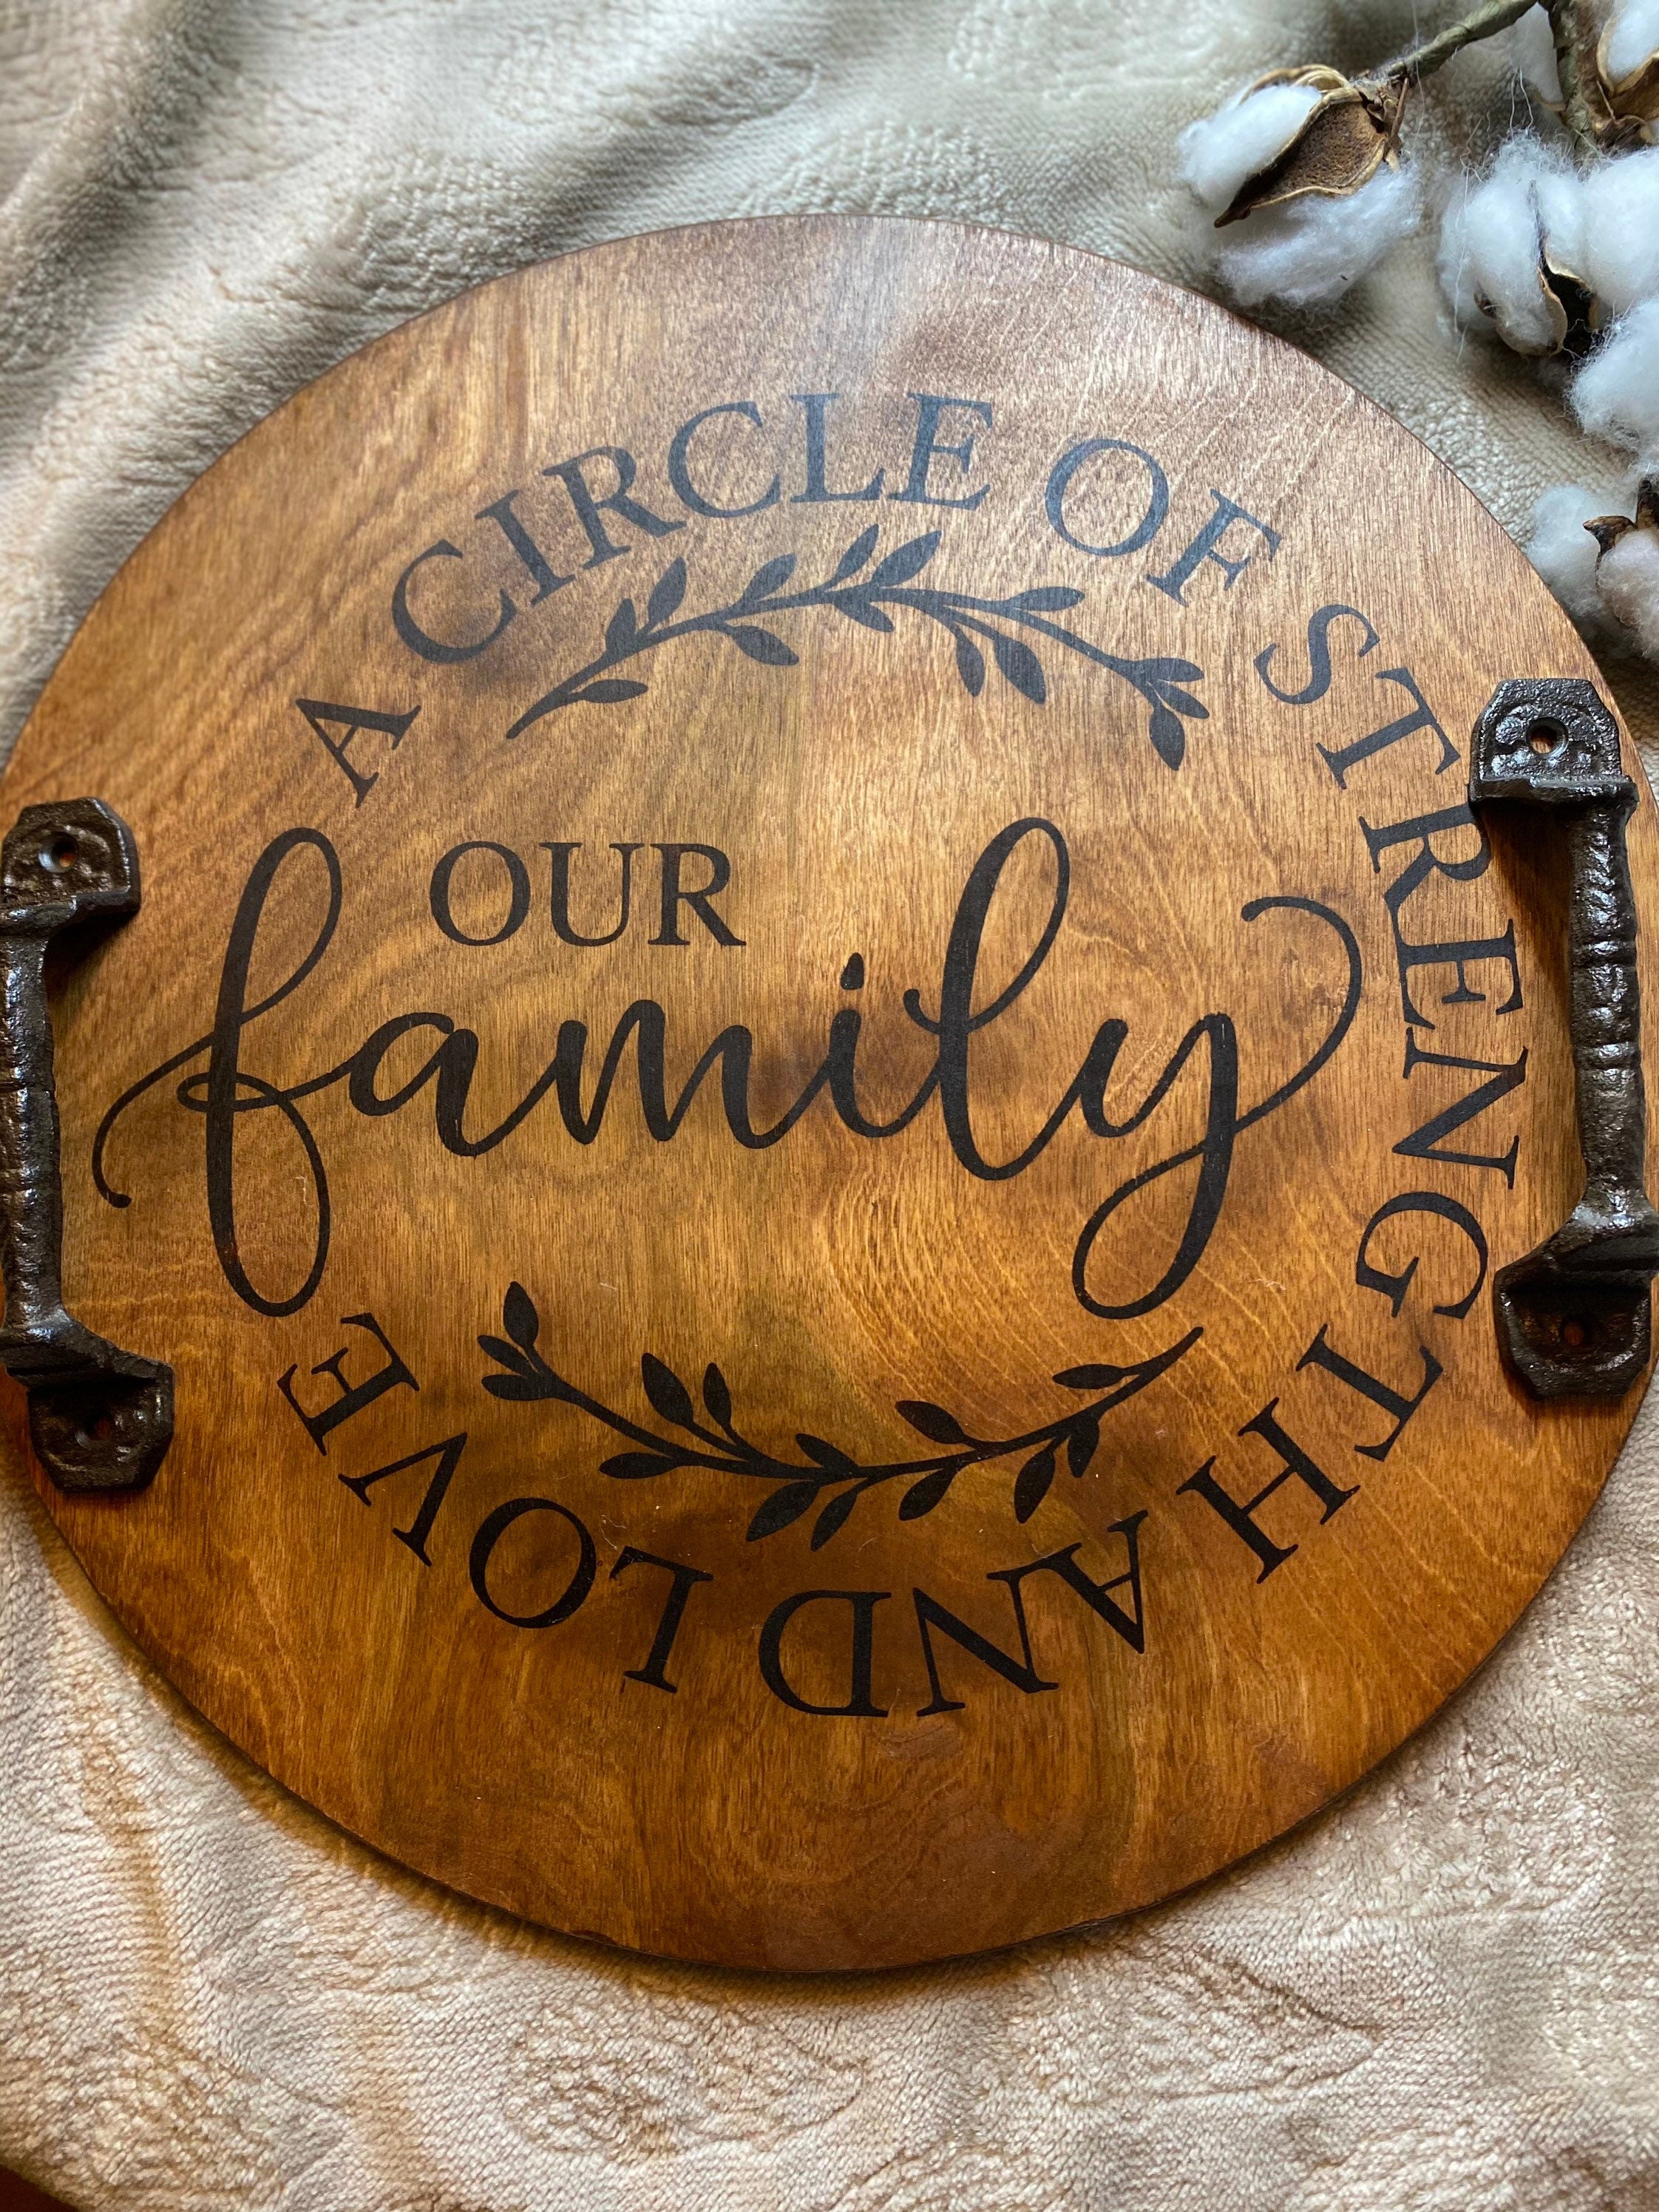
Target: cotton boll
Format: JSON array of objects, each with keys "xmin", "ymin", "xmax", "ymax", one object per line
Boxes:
[
  {"xmin": 1601, "ymin": 0, "xmax": 1659, "ymax": 135},
  {"xmin": 1178, "ymin": 82, "xmax": 1322, "ymax": 214},
  {"xmin": 1598, "ymin": 526, "xmax": 1659, "ymax": 656},
  {"xmin": 1512, "ymin": 4, "xmax": 1562, "ymax": 104},
  {"xmin": 1578, "ymin": 146, "xmax": 1659, "ymax": 313},
  {"xmin": 1437, "ymin": 137, "xmax": 1585, "ymax": 353},
  {"xmin": 1605, "ymin": 0, "xmax": 1659, "ymax": 86},
  {"xmin": 1527, "ymin": 482, "xmax": 1625, "ymax": 625},
  {"xmin": 1438, "ymin": 140, "xmax": 1545, "ymax": 332},
  {"xmin": 1214, "ymin": 161, "xmax": 1419, "ymax": 309},
  {"xmin": 1573, "ymin": 298, "xmax": 1659, "ymax": 449},
  {"xmin": 1536, "ymin": 475, "xmax": 1659, "ymax": 662}
]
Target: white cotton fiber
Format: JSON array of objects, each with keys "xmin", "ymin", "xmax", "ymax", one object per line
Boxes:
[
  {"xmin": 1573, "ymin": 296, "xmax": 1659, "ymax": 447},
  {"xmin": 1215, "ymin": 161, "xmax": 1420, "ymax": 308},
  {"xmin": 1437, "ymin": 136, "xmax": 1584, "ymax": 353},
  {"xmin": 1598, "ymin": 524, "xmax": 1659, "ymax": 655},
  {"xmin": 1532, "ymin": 159, "xmax": 1587, "ymax": 269},
  {"xmin": 1578, "ymin": 146, "xmax": 1659, "ymax": 313},
  {"xmin": 1605, "ymin": 0, "xmax": 1659, "ymax": 84},
  {"xmin": 1178, "ymin": 81, "xmax": 1322, "ymax": 214},
  {"xmin": 1530, "ymin": 475, "xmax": 1659, "ymax": 662},
  {"xmin": 1527, "ymin": 481, "xmax": 1624, "ymax": 623},
  {"xmin": 1512, "ymin": 4, "xmax": 1562, "ymax": 103}
]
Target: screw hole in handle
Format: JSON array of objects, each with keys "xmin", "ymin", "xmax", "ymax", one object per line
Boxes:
[
  {"xmin": 0, "ymin": 798, "xmax": 172, "ymax": 1492},
  {"xmin": 1470, "ymin": 678, "xmax": 1659, "ymax": 1397}
]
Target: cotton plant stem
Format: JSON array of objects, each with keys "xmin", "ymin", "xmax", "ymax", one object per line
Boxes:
[
  {"xmin": 1364, "ymin": 0, "xmax": 1616, "ymax": 159},
  {"xmin": 1548, "ymin": 0, "xmax": 1615, "ymax": 161},
  {"xmin": 1381, "ymin": 0, "xmax": 1541, "ymax": 82}
]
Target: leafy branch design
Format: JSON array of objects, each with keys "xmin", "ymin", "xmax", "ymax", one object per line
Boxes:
[
  {"xmin": 479, "ymin": 1282, "xmax": 1201, "ymax": 1548},
  {"xmin": 503, "ymin": 527, "xmax": 1209, "ymax": 767}
]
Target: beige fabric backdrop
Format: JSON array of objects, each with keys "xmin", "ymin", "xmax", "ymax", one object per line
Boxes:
[{"xmin": 4, "ymin": 3, "xmax": 1659, "ymax": 2207}]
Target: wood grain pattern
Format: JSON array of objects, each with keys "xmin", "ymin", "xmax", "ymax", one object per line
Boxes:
[{"xmin": 1, "ymin": 217, "xmax": 1652, "ymax": 1971}]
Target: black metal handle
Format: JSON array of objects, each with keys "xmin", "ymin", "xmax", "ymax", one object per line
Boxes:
[
  {"xmin": 1470, "ymin": 677, "xmax": 1659, "ymax": 1396},
  {"xmin": 0, "ymin": 799, "xmax": 172, "ymax": 1490}
]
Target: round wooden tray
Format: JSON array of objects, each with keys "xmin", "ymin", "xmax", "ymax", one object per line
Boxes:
[{"xmin": 4, "ymin": 216, "xmax": 1652, "ymax": 1972}]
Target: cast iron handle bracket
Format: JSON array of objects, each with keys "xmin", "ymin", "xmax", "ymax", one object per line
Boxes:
[
  {"xmin": 1470, "ymin": 677, "xmax": 1659, "ymax": 1397},
  {"xmin": 0, "ymin": 798, "xmax": 172, "ymax": 1490}
]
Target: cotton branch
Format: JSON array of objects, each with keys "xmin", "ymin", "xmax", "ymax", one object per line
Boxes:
[{"xmin": 1380, "ymin": 0, "xmax": 1541, "ymax": 84}]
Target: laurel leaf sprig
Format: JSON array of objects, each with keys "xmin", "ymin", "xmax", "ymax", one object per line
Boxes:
[
  {"xmin": 478, "ymin": 1282, "xmax": 1200, "ymax": 1547},
  {"xmin": 503, "ymin": 529, "xmax": 1209, "ymax": 770}
]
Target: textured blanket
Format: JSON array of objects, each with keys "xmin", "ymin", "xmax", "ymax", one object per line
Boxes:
[{"xmin": 4, "ymin": 2, "xmax": 1659, "ymax": 2206}]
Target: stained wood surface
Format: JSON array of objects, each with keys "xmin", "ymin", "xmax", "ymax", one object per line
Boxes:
[{"xmin": 2, "ymin": 217, "xmax": 1652, "ymax": 1972}]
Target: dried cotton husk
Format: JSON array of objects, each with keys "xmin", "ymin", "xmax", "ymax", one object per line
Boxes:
[{"xmin": 1215, "ymin": 66, "xmax": 1408, "ymax": 227}]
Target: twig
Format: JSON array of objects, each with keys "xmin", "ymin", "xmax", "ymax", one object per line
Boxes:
[
  {"xmin": 1365, "ymin": 0, "xmax": 1626, "ymax": 163},
  {"xmin": 1379, "ymin": 0, "xmax": 1539, "ymax": 84},
  {"xmin": 1549, "ymin": 0, "xmax": 1618, "ymax": 163}
]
